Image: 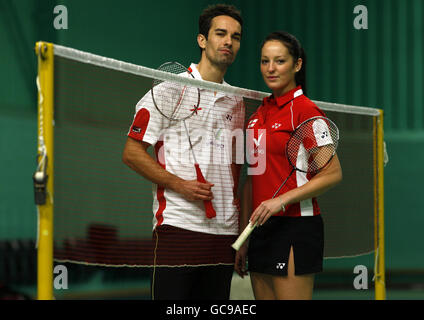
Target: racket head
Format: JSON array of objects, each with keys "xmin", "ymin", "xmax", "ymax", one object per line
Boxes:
[
  {"xmin": 286, "ymin": 116, "xmax": 339, "ymax": 174},
  {"xmin": 151, "ymin": 62, "xmax": 200, "ymax": 121}
]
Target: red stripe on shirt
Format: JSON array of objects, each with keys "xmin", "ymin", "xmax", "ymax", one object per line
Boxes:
[{"xmin": 154, "ymin": 141, "xmax": 166, "ymax": 226}]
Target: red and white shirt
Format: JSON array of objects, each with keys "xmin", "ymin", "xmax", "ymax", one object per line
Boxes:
[
  {"xmin": 247, "ymin": 86, "xmax": 326, "ymax": 217},
  {"xmin": 128, "ymin": 63, "xmax": 245, "ymax": 235}
]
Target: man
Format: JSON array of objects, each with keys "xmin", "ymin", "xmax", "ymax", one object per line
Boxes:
[{"xmin": 122, "ymin": 4, "xmax": 244, "ymax": 300}]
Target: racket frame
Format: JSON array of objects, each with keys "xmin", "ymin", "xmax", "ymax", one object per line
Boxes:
[{"xmin": 150, "ymin": 61, "xmax": 216, "ymax": 219}]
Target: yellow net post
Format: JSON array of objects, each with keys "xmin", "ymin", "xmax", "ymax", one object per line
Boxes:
[
  {"xmin": 35, "ymin": 42, "xmax": 54, "ymax": 300},
  {"xmin": 374, "ymin": 110, "xmax": 386, "ymax": 300}
]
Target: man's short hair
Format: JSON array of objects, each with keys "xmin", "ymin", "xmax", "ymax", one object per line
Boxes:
[{"xmin": 198, "ymin": 4, "xmax": 243, "ymax": 40}]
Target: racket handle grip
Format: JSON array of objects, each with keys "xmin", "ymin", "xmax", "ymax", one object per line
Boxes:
[
  {"xmin": 203, "ymin": 199, "xmax": 216, "ymax": 219},
  {"xmin": 231, "ymin": 221, "xmax": 257, "ymax": 251},
  {"xmin": 194, "ymin": 163, "xmax": 216, "ymax": 219}
]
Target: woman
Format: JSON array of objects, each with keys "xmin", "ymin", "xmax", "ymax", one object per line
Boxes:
[{"xmin": 234, "ymin": 31, "xmax": 342, "ymax": 300}]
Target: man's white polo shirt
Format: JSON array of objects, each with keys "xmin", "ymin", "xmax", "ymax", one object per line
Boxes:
[{"xmin": 128, "ymin": 63, "xmax": 245, "ymax": 235}]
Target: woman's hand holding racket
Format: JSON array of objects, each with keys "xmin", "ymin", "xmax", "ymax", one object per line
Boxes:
[
  {"xmin": 232, "ymin": 200, "xmax": 284, "ymax": 252},
  {"xmin": 249, "ymin": 197, "xmax": 286, "ymax": 227}
]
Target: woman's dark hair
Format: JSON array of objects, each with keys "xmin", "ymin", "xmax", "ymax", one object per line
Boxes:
[
  {"xmin": 261, "ymin": 31, "xmax": 307, "ymax": 95},
  {"xmin": 198, "ymin": 4, "xmax": 243, "ymax": 53}
]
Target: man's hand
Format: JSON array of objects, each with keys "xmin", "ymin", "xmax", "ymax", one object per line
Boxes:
[
  {"xmin": 123, "ymin": 138, "xmax": 215, "ymax": 202},
  {"xmin": 173, "ymin": 179, "xmax": 214, "ymax": 201}
]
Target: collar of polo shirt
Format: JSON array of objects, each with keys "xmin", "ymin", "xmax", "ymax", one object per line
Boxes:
[
  {"xmin": 266, "ymin": 85, "xmax": 304, "ymax": 109},
  {"xmin": 188, "ymin": 63, "xmax": 230, "ymax": 96}
]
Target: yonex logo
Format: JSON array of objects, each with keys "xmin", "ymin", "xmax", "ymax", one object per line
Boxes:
[
  {"xmin": 272, "ymin": 123, "xmax": 282, "ymax": 129},
  {"xmin": 226, "ymin": 114, "xmax": 233, "ymax": 121},
  {"xmin": 132, "ymin": 126, "xmax": 141, "ymax": 133},
  {"xmin": 276, "ymin": 263, "xmax": 286, "ymax": 270}
]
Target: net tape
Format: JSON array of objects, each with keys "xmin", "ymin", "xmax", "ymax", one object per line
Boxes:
[{"xmin": 53, "ymin": 44, "xmax": 380, "ymax": 117}]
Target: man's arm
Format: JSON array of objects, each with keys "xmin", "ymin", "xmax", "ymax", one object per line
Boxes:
[{"xmin": 122, "ymin": 137, "xmax": 214, "ymax": 201}]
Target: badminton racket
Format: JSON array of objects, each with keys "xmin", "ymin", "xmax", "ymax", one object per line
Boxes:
[{"xmin": 151, "ymin": 61, "xmax": 216, "ymax": 219}]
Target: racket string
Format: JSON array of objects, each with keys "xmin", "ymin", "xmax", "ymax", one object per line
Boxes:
[{"xmin": 152, "ymin": 62, "xmax": 200, "ymax": 121}]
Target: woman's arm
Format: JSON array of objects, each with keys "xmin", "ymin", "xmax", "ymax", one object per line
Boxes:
[{"xmin": 249, "ymin": 154, "xmax": 342, "ymax": 226}]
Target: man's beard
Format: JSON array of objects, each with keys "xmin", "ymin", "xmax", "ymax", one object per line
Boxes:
[{"xmin": 206, "ymin": 50, "xmax": 234, "ymax": 69}]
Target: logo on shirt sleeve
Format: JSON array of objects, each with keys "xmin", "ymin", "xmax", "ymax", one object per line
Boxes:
[
  {"xmin": 313, "ymin": 119, "xmax": 333, "ymax": 146},
  {"xmin": 128, "ymin": 108, "xmax": 150, "ymax": 140}
]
